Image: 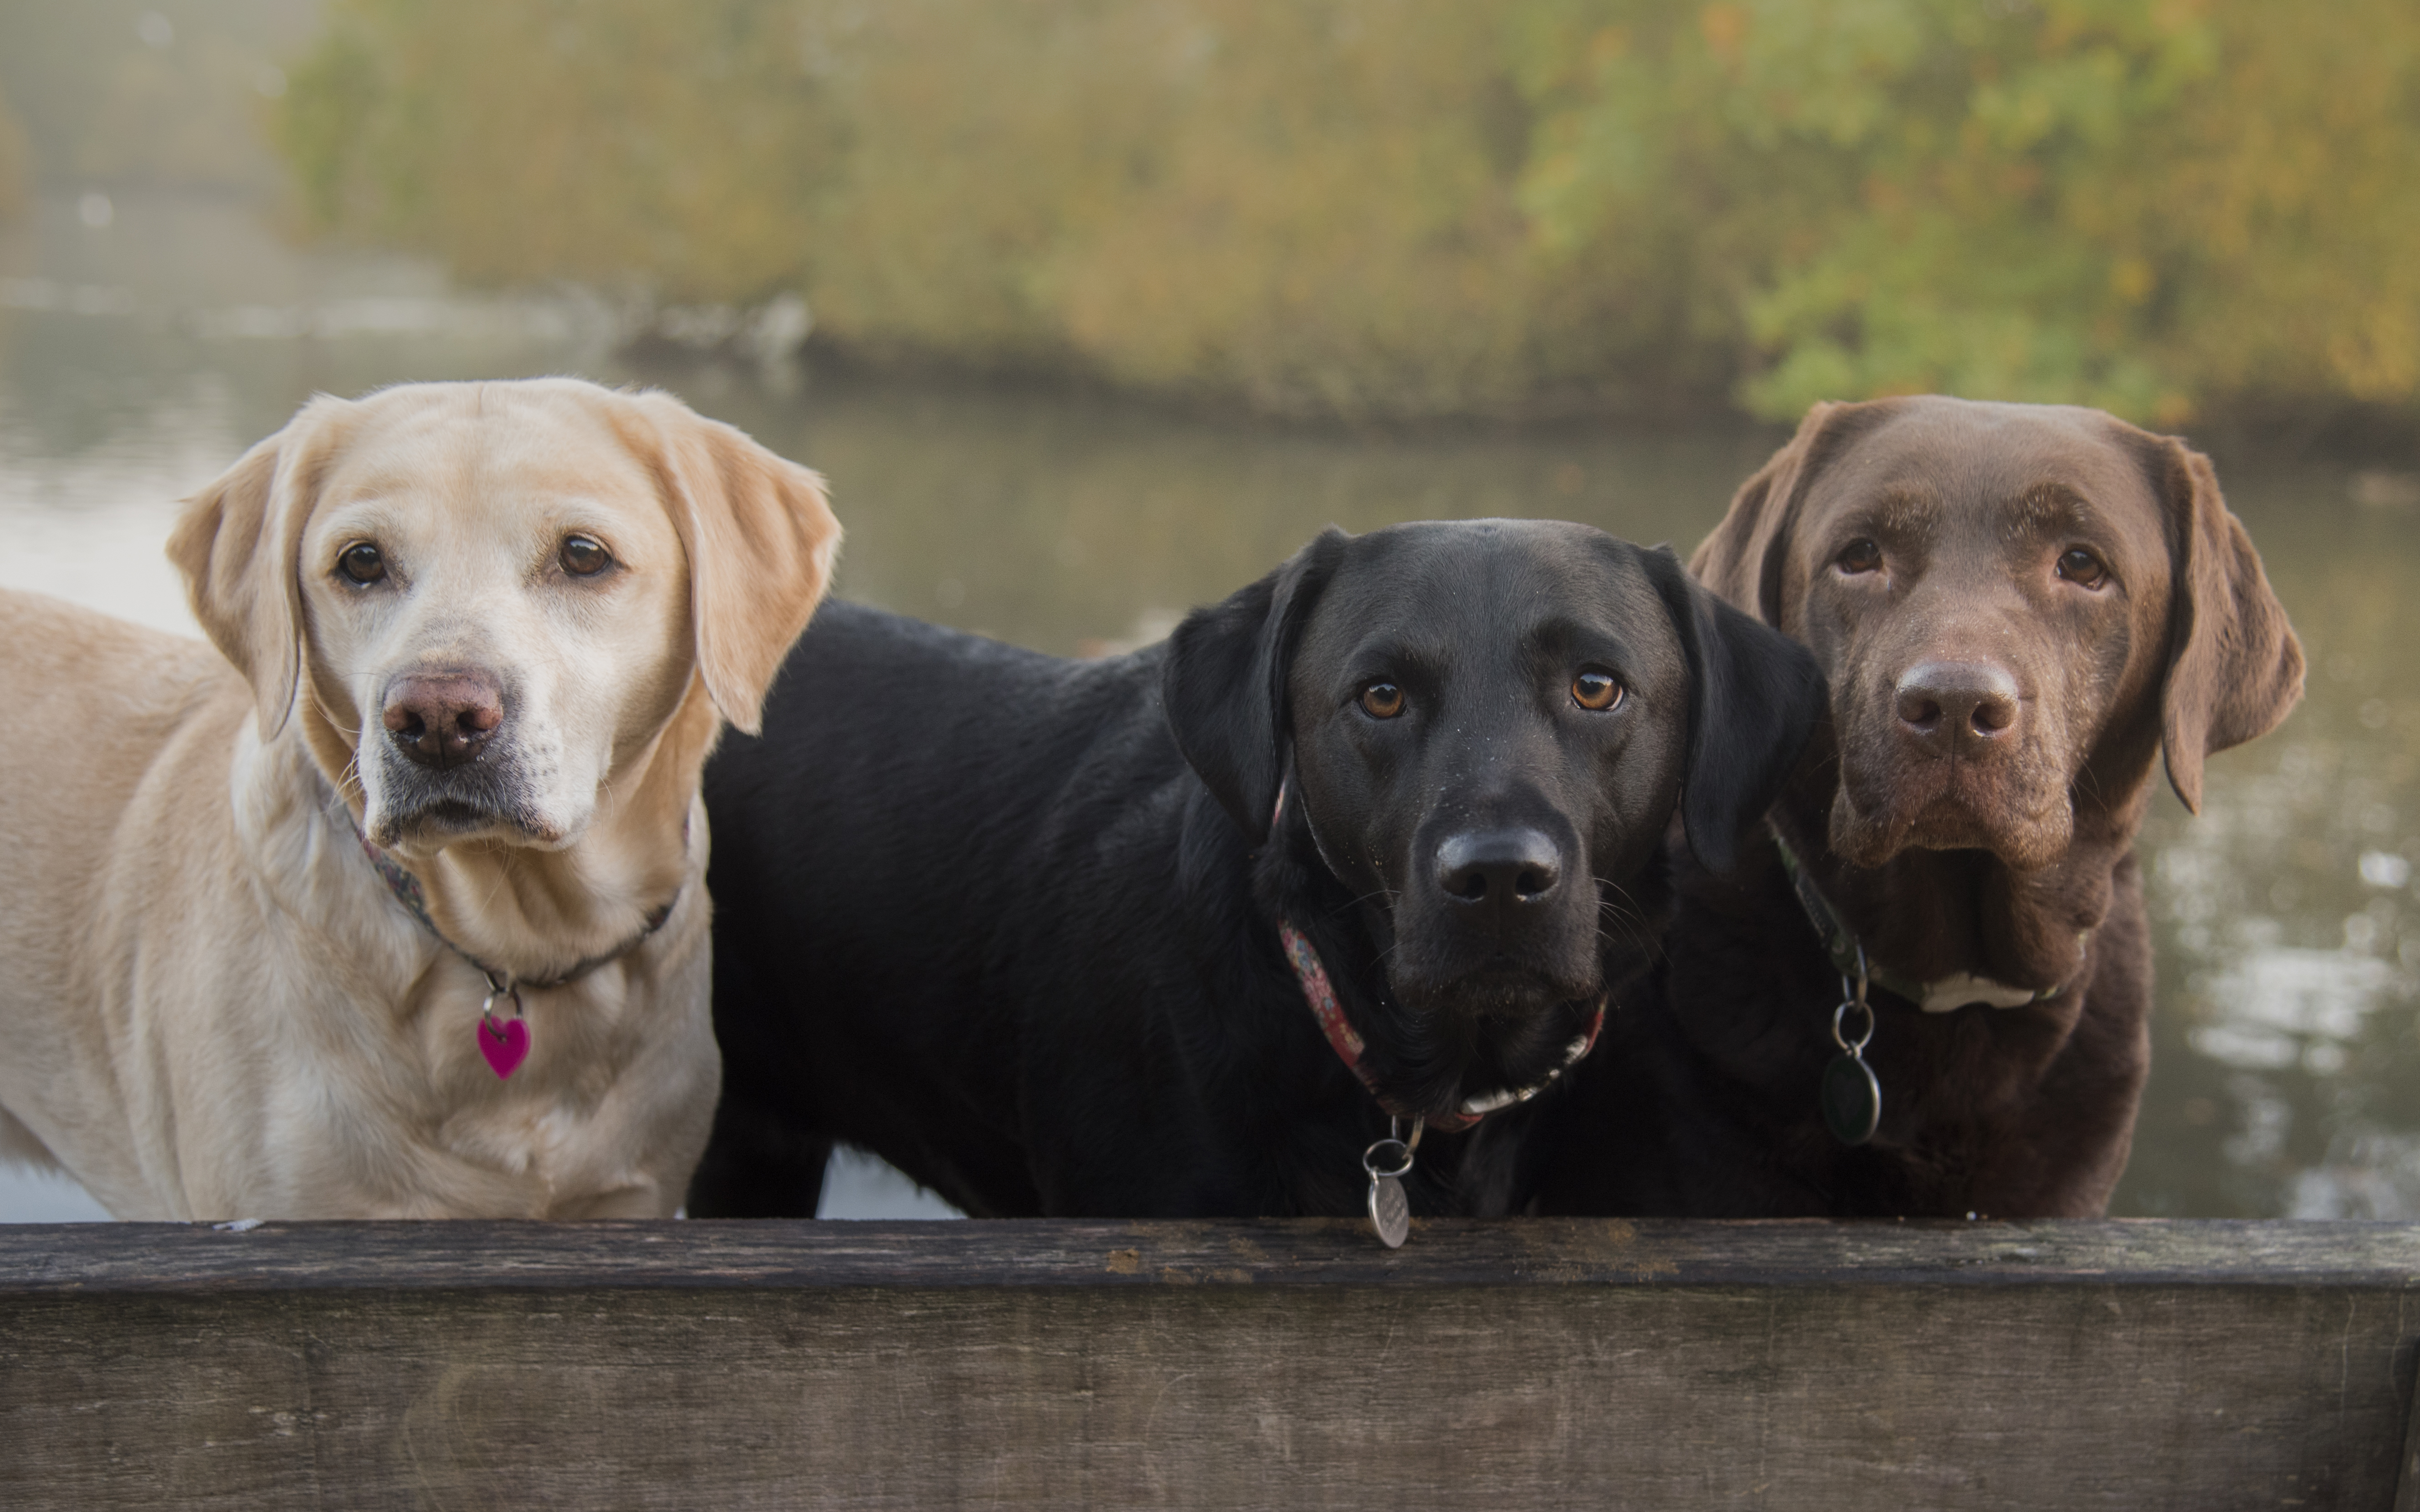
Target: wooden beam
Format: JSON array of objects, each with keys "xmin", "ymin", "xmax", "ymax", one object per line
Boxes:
[{"xmin": 4, "ymin": 1219, "xmax": 2417, "ymax": 1509}]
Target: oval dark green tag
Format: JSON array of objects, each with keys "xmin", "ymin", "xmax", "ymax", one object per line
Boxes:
[{"xmin": 1821, "ymin": 1054, "xmax": 1881, "ymax": 1145}]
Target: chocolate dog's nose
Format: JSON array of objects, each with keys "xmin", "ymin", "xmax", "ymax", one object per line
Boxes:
[
  {"xmin": 1895, "ymin": 660, "xmax": 2021, "ymax": 743},
  {"xmin": 382, "ymin": 671, "xmax": 504, "ymax": 769},
  {"xmin": 1436, "ymin": 828, "xmax": 1563, "ymax": 909}
]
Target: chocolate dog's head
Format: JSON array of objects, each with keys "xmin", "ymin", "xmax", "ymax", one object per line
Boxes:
[
  {"xmin": 1165, "ymin": 519, "xmax": 1822, "ymax": 1110},
  {"xmin": 1696, "ymin": 397, "xmax": 2302, "ymax": 882}
]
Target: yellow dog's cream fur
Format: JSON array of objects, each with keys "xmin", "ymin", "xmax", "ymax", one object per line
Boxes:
[{"xmin": 0, "ymin": 379, "xmax": 838, "ymax": 1219}]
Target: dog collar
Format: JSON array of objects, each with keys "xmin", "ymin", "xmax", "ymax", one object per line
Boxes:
[
  {"xmin": 1276, "ymin": 919, "xmax": 1606, "ymax": 1134},
  {"xmin": 338, "ymin": 799, "xmax": 678, "ymax": 1079},
  {"xmin": 352, "ymin": 829, "xmax": 677, "ymax": 992},
  {"xmin": 1765, "ymin": 821, "xmax": 2062, "ymax": 1013}
]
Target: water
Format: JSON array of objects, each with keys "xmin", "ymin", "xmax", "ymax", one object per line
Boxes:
[{"xmin": 3, "ymin": 190, "xmax": 2415, "ymax": 1220}]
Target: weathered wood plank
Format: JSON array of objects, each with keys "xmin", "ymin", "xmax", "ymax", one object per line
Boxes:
[
  {"xmin": 2397, "ymin": 1363, "xmax": 2420, "ymax": 1512},
  {"xmin": 4, "ymin": 1216, "xmax": 2419, "ymax": 1292},
  {"xmin": 3, "ymin": 1220, "xmax": 2416, "ymax": 1511}
]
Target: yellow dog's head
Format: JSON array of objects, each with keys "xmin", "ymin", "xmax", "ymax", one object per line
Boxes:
[{"xmin": 167, "ymin": 379, "xmax": 840, "ymax": 854}]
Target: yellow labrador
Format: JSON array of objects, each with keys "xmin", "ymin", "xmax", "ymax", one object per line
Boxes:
[{"xmin": 0, "ymin": 378, "xmax": 839, "ymax": 1220}]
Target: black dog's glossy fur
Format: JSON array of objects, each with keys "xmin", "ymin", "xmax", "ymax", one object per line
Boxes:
[{"xmin": 688, "ymin": 520, "xmax": 1821, "ymax": 1220}]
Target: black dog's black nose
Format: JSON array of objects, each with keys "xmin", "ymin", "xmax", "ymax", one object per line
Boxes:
[
  {"xmin": 1436, "ymin": 828, "xmax": 1563, "ymax": 907},
  {"xmin": 1895, "ymin": 659, "xmax": 2020, "ymax": 743}
]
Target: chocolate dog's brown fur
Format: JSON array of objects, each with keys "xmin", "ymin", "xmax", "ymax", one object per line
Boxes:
[{"xmin": 1533, "ymin": 396, "xmax": 2302, "ymax": 1217}]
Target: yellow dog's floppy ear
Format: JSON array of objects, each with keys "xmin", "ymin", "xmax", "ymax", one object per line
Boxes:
[
  {"xmin": 632, "ymin": 392, "xmax": 841, "ymax": 735},
  {"xmin": 164, "ymin": 395, "xmax": 354, "ymax": 740},
  {"xmin": 2148, "ymin": 435, "xmax": 2304, "ymax": 814}
]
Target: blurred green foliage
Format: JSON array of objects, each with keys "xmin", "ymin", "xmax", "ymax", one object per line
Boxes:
[{"xmin": 280, "ymin": 0, "xmax": 2420, "ymax": 422}]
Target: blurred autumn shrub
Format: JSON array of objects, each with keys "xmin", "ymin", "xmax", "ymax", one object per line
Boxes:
[{"xmin": 281, "ymin": 0, "xmax": 2420, "ymax": 423}]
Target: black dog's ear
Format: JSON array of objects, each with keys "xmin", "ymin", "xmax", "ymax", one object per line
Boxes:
[
  {"xmin": 1164, "ymin": 528, "xmax": 1351, "ymax": 841},
  {"xmin": 1641, "ymin": 546, "xmax": 1827, "ymax": 873}
]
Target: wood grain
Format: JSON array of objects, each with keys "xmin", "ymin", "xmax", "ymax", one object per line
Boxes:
[{"xmin": 5, "ymin": 1219, "xmax": 2418, "ymax": 1509}]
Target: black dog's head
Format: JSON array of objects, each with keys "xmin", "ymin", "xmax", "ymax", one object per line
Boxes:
[{"xmin": 1166, "ymin": 519, "xmax": 1824, "ymax": 1116}]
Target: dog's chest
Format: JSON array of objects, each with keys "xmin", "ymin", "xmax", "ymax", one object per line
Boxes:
[{"xmin": 353, "ymin": 971, "xmax": 673, "ymax": 1216}]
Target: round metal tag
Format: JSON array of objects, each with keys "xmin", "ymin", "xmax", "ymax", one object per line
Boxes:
[
  {"xmin": 1821, "ymin": 1053, "xmax": 1882, "ymax": 1146},
  {"xmin": 1367, "ymin": 1174, "xmax": 1410, "ymax": 1248}
]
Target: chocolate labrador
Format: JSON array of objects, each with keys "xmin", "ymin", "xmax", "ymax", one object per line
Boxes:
[
  {"xmin": 689, "ymin": 520, "xmax": 1821, "ymax": 1221},
  {"xmin": 1531, "ymin": 397, "xmax": 2303, "ymax": 1218}
]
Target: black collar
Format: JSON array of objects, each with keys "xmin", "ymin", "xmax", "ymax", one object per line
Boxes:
[
  {"xmin": 1766, "ymin": 821, "xmax": 2068, "ymax": 1014},
  {"xmin": 340, "ymin": 801, "xmax": 677, "ymax": 991}
]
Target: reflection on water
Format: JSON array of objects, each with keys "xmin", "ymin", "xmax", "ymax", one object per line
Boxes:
[
  {"xmin": 2121, "ymin": 516, "xmax": 2420, "ymax": 1217},
  {"xmin": 3, "ymin": 191, "xmax": 2416, "ymax": 1218}
]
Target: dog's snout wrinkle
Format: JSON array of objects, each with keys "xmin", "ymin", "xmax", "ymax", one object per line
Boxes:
[
  {"xmin": 1894, "ymin": 660, "xmax": 2020, "ymax": 745},
  {"xmin": 1436, "ymin": 827, "xmax": 1563, "ymax": 908},
  {"xmin": 383, "ymin": 670, "xmax": 505, "ymax": 770}
]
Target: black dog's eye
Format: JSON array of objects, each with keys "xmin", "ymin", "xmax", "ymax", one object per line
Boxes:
[
  {"xmin": 1836, "ymin": 538, "xmax": 1882, "ymax": 574},
  {"xmin": 2055, "ymin": 547, "xmax": 2109, "ymax": 589},
  {"xmin": 1359, "ymin": 682, "xmax": 1406, "ymax": 719},
  {"xmin": 337, "ymin": 542, "xmax": 387, "ymax": 585},
  {"xmin": 559, "ymin": 535, "xmax": 613, "ymax": 577},
  {"xmin": 1572, "ymin": 670, "xmax": 1623, "ymax": 711}
]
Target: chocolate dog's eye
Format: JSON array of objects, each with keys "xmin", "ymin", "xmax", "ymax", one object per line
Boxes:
[
  {"xmin": 1571, "ymin": 670, "xmax": 1623, "ymax": 711},
  {"xmin": 2056, "ymin": 547, "xmax": 2109, "ymax": 589},
  {"xmin": 1836, "ymin": 538, "xmax": 1882, "ymax": 574},
  {"xmin": 1359, "ymin": 682, "xmax": 1406, "ymax": 719},
  {"xmin": 559, "ymin": 535, "xmax": 613, "ymax": 577},
  {"xmin": 337, "ymin": 542, "xmax": 386, "ymax": 585}
]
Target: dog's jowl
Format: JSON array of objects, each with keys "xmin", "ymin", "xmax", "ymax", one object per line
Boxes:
[
  {"xmin": 0, "ymin": 378, "xmax": 839, "ymax": 1220},
  {"xmin": 1533, "ymin": 397, "xmax": 2303, "ymax": 1219},
  {"xmin": 692, "ymin": 519, "xmax": 1822, "ymax": 1222}
]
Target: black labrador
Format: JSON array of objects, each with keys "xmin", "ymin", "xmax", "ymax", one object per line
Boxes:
[{"xmin": 688, "ymin": 519, "xmax": 1822, "ymax": 1220}]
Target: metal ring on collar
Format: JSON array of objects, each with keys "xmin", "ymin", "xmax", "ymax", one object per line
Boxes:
[
  {"xmin": 1362, "ymin": 1138, "xmax": 1415, "ymax": 1180},
  {"xmin": 479, "ymin": 970, "xmax": 524, "ymax": 1032},
  {"xmin": 1832, "ymin": 997, "xmax": 1875, "ymax": 1055}
]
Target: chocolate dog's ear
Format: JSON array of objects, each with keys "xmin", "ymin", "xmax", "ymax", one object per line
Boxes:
[
  {"xmin": 1642, "ymin": 546, "xmax": 1827, "ymax": 873},
  {"xmin": 166, "ymin": 393, "xmax": 359, "ymax": 739},
  {"xmin": 1692, "ymin": 400, "xmax": 1888, "ymax": 626},
  {"xmin": 1164, "ymin": 528, "xmax": 1351, "ymax": 841},
  {"xmin": 2149, "ymin": 436, "xmax": 2304, "ymax": 813}
]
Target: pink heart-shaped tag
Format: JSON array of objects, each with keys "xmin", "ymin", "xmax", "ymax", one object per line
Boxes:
[{"xmin": 478, "ymin": 1016, "xmax": 530, "ymax": 1080}]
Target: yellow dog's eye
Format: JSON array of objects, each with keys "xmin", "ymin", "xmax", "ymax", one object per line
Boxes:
[
  {"xmin": 1359, "ymin": 682, "xmax": 1405, "ymax": 719},
  {"xmin": 560, "ymin": 535, "xmax": 613, "ymax": 577},
  {"xmin": 1572, "ymin": 670, "xmax": 1623, "ymax": 711},
  {"xmin": 337, "ymin": 543, "xmax": 386, "ymax": 585}
]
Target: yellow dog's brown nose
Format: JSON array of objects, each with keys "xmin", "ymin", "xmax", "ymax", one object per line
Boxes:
[{"xmin": 382, "ymin": 671, "xmax": 503, "ymax": 769}]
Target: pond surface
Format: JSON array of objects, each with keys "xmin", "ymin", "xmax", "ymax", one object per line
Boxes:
[{"xmin": 4, "ymin": 190, "xmax": 2415, "ymax": 1221}]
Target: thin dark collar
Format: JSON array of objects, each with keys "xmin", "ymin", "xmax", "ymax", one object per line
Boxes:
[
  {"xmin": 1765, "ymin": 820, "xmax": 2068, "ymax": 1013},
  {"xmin": 341, "ymin": 802, "xmax": 678, "ymax": 992},
  {"xmin": 1277, "ymin": 920, "xmax": 1604, "ymax": 1133}
]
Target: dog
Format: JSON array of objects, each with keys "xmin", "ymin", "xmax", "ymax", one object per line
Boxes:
[
  {"xmin": 687, "ymin": 519, "xmax": 1822, "ymax": 1221},
  {"xmin": 0, "ymin": 378, "xmax": 839, "ymax": 1220},
  {"xmin": 1529, "ymin": 397, "xmax": 2303, "ymax": 1218}
]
